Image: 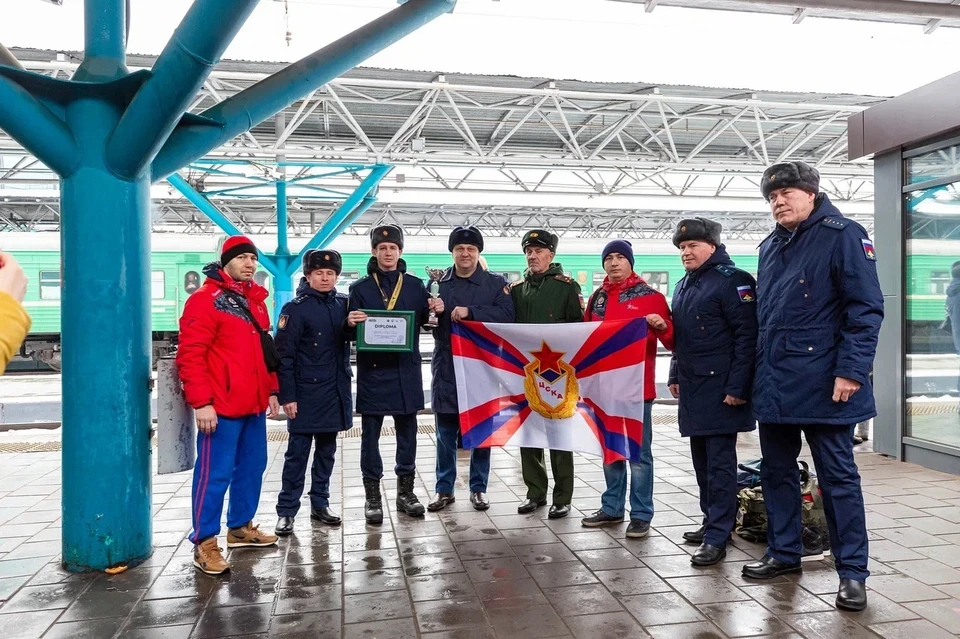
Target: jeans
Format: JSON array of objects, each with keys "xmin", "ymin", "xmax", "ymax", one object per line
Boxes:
[
  {"xmin": 434, "ymin": 412, "xmax": 490, "ymax": 493},
  {"xmin": 599, "ymin": 400, "xmax": 654, "ymax": 521}
]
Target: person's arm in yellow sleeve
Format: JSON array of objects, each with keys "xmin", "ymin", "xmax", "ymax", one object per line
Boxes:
[{"xmin": 0, "ymin": 252, "xmax": 30, "ymax": 374}]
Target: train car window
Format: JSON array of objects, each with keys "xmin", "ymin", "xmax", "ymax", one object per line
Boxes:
[
  {"xmin": 593, "ymin": 271, "xmax": 606, "ymax": 290},
  {"xmin": 641, "ymin": 271, "xmax": 670, "ymax": 294},
  {"xmin": 184, "ymin": 271, "xmax": 201, "ymax": 295},
  {"xmin": 39, "ymin": 271, "xmax": 61, "ymax": 300},
  {"xmin": 151, "ymin": 271, "xmax": 166, "ymax": 299},
  {"xmin": 337, "ymin": 270, "xmax": 360, "ymax": 294},
  {"xmin": 929, "ymin": 270, "xmax": 951, "ymax": 295}
]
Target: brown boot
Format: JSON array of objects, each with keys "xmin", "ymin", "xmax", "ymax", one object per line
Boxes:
[
  {"xmin": 227, "ymin": 521, "xmax": 279, "ymax": 548},
  {"xmin": 193, "ymin": 537, "xmax": 230, "ymax": 575}
]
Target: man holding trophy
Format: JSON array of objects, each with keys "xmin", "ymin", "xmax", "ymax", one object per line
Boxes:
[{"xmin": 428, "ymin": 226, "xmax": 515, "ymax": 512}]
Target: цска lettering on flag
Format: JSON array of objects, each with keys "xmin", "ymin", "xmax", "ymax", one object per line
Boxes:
[{"xmin": 451, "ymin": 319, "xmax": 648, "ymax": 464}]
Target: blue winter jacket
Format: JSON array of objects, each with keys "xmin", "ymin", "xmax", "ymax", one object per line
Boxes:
[
  {"xmin": 753, "ymin": 194, "xmax": 884, "ymax": 425},
  {"xmin": 274, "ymin": 278, "xmax": 352, "ymax": 434},
  {"xmin": 431, "ymin": 266, "xmax": 515, "ymax": 415},
  {"xmin": 668, "ymin": 247, "xmax": 758, "ymax": 436},
  {"xmin": 348, "ymin": 258, "xmax": 430, "ymax": 416}
]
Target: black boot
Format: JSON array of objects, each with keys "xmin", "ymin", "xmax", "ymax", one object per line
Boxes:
[
  {"xmin": 396, "ymin": 474, "xmax": 425, "ymax": 517},
  {"xmin": 363, "ymin": 477, "xmax": 384, "ymax": 525},
  {"xmin": 836, "ymin": 578, "xmax": 867, "ymax": 611}
]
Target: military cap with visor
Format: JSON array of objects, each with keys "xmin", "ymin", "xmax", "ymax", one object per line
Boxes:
[{"xmin": 521, "ymin": 229, "xmax": 558, "ymax": 252}]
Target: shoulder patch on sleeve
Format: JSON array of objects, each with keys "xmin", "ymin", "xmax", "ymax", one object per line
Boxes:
[
  {"xmin": 714, "ymin": 264, "xmax": 735, "ymax": 277},
  {"xmin": 821, "ymin": 217, "xmax": 850, "ymax": 231},
  {"xmin": 861, "ymin": 238, "xmax": 877, "ymax": 261},
  {"xmin": 736, "ymin": 285, "xmax": 755, "ymax": 303},
  {"xmin": 278, "ymin": 314, "xmax": 289, "ymax": 329}
]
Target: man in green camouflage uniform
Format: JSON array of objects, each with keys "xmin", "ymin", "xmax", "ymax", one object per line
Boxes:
[{"xmin": 511, "ymin": 229, "xmax": 584, "ymax": 519}]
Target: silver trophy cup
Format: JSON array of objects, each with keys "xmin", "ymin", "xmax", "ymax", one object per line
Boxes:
[{"xmin": 425, "ymin": 267, "xmax": 443, "ymax": 327}]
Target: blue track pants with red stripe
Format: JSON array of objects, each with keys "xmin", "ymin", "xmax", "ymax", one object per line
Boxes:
[{"xmin": 189, "ymin": 412, "xmax": 267, "ymax": 544}]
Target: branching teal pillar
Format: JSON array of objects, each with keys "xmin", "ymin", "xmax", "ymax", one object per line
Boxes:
[
  {"xmin": 0, "ymin": 0, "xmax": 454, "ymax": 572},
  {"xmin": 168, "ymin": 164, "xmax": 391, "ymax": 328}
]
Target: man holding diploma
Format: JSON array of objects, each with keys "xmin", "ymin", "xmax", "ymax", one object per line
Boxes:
[{"xmin": 348, "ymin": 224, "xmax": 441, "ymax": 523}]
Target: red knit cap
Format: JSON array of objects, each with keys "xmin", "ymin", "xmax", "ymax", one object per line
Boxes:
[{"xmin": 220, "ymin": 235, "xmax": 258, "ymax": 266}]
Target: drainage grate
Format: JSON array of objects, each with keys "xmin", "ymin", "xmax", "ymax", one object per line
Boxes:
[
  {"xmin": 907, "ymin": 402, "xmax": 958, "ymax": 416},
  {"xmin": 0, "ymin": 441, "xmax": 62, "ymax": 453}
]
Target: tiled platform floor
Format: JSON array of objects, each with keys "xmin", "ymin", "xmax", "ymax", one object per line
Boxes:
[{"xmin": 1, "ymin": 411, "xmax": 960, "ymax": 638}]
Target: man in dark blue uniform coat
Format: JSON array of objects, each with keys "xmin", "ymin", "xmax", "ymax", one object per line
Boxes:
[
  {"xmin": 427, "ymin": 226, "xmax": 514, "ymax": 513},
  {"xmin": 743, "ymin": 161, "xmax": 884, "ymax": 613},
  {"xmin": 274, "ymin": 250, "xmax": 364, "ymax": 535},
  {"xmin": 667, "ymin": 218, "xmax": 758, "ymax": 567},
  {"xmin": 348, "ymin": 224, "xmax": 440, "ymax": 523}
]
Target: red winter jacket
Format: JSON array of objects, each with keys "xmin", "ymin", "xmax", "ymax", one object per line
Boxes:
[
  {"xmin": 585, "ymin": 272, "xmax": 675, "ymax": 401},
  {"xmin": 176, "ymin": 264, "xmax": 279, "ymax": 418}
]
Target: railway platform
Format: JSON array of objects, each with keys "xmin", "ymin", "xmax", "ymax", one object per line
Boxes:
[{"xmin": 1, "ymin": 409, "xmax": 959, "ymax": 638}]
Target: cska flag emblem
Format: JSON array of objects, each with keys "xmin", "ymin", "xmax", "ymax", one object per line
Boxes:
[
  {"xmin": 524, "ymin": 342, "xmax": 579, "ymax": 419},
  {"xmin": 861, "ymin": 239, "xmax": 877, "ymax": 261}
]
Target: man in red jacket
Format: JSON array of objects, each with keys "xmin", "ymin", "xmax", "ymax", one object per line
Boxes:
[
  {"xmin": 581, "ymin": 240, "xmax": 674, "ymax": 538},
  {"xmin": 177, "ymin": 235, "xmax": 281, "ymax": 575}
]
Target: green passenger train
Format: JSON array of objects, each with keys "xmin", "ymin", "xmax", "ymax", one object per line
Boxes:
[{"xmin": 1, "ymin": 232, "xmax": 955, "ymax": 367}]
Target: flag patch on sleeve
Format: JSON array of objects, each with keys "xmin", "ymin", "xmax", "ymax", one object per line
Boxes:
[
  {"xmin": 861, "ymin": 239, "xmax": 877, "ymax": 261},
  {"xmin": 737, "ymin": 285, "xmax": 754, "ymax": 303}
]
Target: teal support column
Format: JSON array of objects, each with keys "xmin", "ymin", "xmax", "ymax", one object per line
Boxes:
[
  {"xmin": 272, "ymin": 180, "xmax": 294, "ymax": 325},
  {"xmin": 61, "ymin": 165, "xmax": 154, "ymax": 571},
  {"xmin": 0, "ymin": 0, "xmax": 455, "ymax": 572}
]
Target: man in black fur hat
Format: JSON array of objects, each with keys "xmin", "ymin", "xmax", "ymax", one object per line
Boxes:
[
  {"xmin": 348, "ymin": 224, "xmax": 442, "ymax": 524},
  {"xmin": 667, "ymin": 218, "xmax": 757, "ymax": 566},
  {"xmin": 743, "ymin": 161, "xmax": 884, "ymax": 613}
]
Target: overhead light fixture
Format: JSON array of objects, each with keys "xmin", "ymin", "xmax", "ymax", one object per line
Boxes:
[{"xmin": 411, "ymin": 138, "xmax": 425, "ymax": 152}]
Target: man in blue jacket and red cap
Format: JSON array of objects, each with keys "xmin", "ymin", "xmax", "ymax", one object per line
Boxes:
[{"xmin": 743, "ymin": 161, "xmax": 884, "ymax": 613}]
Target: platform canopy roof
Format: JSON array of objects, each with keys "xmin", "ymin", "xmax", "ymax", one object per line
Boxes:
[
  {"xmin": 0, "ymin": 47, "xmax": 881, "ymax": 240},
  {"xmin": 609, "ymin": 0, "xmax": 960, "ymax": 32}
]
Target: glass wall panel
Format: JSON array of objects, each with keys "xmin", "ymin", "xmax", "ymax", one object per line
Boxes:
[
  {"xmin": 906, "ymin": 143, "xmax": 960, "ymax": 185},
  {"xmin": 905, "ymin": 178, "xmax": 960, "ymax": 449}
]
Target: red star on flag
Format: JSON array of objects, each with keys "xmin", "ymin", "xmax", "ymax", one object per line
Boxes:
[{"xmin": 530, "ymin": 341, "xmax": 565, "ymax": 376}]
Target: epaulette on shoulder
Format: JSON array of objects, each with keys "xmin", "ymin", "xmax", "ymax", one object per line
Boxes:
[
  {"xmin": 292, "ymin": 295, "xmax": 308, "ymax": 305},
  {"xmin": 714, "ymin": 264, "xmax": 735, "ymax": 277},
  {"xmin": 351, "ymin": 275, "xmax": 370, "ymax": 289},
  {"xmin": 821, "ymin": 217, "xmax": 850, "ymax": 231},
  {"xmin": 510, "ymin": 280, "xmax": 523, "ymax": 288},
  {"xmin": 554, "ymin": 274, "xmax": 574, "ymax": 284}
]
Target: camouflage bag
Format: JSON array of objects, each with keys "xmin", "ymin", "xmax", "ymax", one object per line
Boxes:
[
  {"xmin": 735, "ymin": 460, "xmax": 830, "ymax": 546},
  {"xmin": 799, "ymin": 461, "xmax": 830, "ymax": 549},
  {"xmin": 735, "ymin": 486, "xmax": 767, "ymax": 542}
]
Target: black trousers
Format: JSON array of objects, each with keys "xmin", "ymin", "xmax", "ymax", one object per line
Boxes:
[
  {"xmin": 276, "ymin": 432, "xmax": 338, "ymax": 517},
  {"xmin": 690, "ymin": 433, "xmax": 738, "ymax": 547},
  {"xmin": 360, "ymin": 413, "xmax": 418, "ymax": 480}
]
